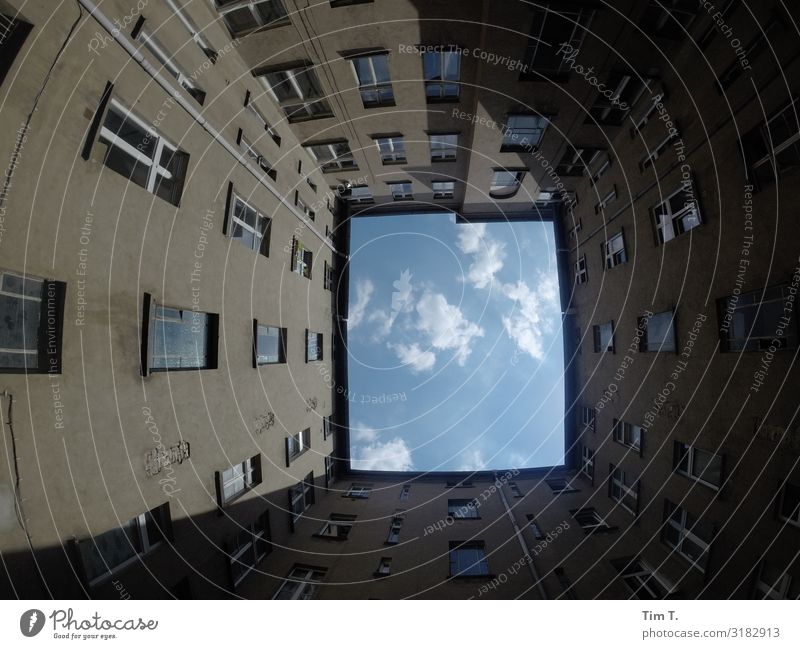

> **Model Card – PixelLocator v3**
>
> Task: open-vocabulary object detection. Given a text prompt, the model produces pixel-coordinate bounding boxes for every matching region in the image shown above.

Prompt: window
[260,64,332,122]
[386,513,404,544]
[581,447,594,481]
[389,182,413,201]
[228,510,271,586]
[135,26,205,104]
[673,441,723,489]
[448,499,479,519]
[215,0,289,37]
[375,557,392,577]
[640,131,679,171]
[740,97,800,191]
[610,466,639,514]
[574,256,588,285]
[344,484,371,499]
[399,484,410,500]
[240,135,276,180]
[652,184,701,243]
[324,454,335,488]
[509,482,523,498]
[0,270,65,373]
[291,239,313,279]
[546,478,578,495]
[217,455,261,505]
[718,283,798,352]
[631,86,667,137]
[639,310,676,352]
[288,473,315,526]
[522,5,593,79]
[295,194,315,221]
[593,321,614,353]
[777,481,800,528]
[581,406,595,432]
[568,220,582,238]
[555,146,601,176]
[429,133,458,161]
[347,186,374,204]
[501,114,548,151]
[614,557,674,599]
[640,0,697,39]
[98,100,189,206]
[753,560,800,599]
[253,322,286,365]
[695,0,737,49]
[594,187,617,215]
[572,508,612,533]
[588,151,612,184]
[286,428,311,466]
[324,260,335,291]
[166,0,218,62]
[273,565,325,599]
[613,419,643,453]
[0,11,33,88]
[77,503,171,586]
[142,295,219,374]
[350,52,394,107]
[662,500,713,572]
[304,140,355,171]
[316,514,355,539]
[603,232,627,269]
[449,541,489,577]
[374,136,406,164]
[526,516,544,539]
[422,48,460,101]
[244,91,281,145]
[306,330,323,362]
[587,71,649,126]
[323,416,334,441]
[228,193,272,255]
[432,180,455,199]
[490,169,525,199]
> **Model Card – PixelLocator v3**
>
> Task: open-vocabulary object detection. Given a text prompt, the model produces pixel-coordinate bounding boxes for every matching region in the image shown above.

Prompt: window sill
[426,96,461,105]
[381,159,407,166]
[449,573,495,581]
[430,157,457,164]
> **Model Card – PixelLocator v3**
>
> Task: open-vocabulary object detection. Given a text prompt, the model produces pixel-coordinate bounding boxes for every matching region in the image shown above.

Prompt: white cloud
[352,438,414,471]
[457,222,506,289]
[348,278,374,328]
[457,448,486,471]
[500,274,560,361]
[416,291,484,366]
[389,342,437,373]
[350,421,378,443]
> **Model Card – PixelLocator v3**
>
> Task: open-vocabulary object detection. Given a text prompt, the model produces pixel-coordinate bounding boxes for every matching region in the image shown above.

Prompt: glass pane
[692,449,722,486]
[0,293,42,367]
[104,107,154,158]
[80,520,139,583]
[2,273,42,298]
[257,326,281,363]
[152,308,209,369]
[223,8,256,34]
[104,143,150,189]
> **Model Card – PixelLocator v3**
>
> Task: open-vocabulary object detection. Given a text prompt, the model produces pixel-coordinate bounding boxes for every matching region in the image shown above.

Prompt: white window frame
[347,186,373,204]
[653,185,701,244]
[165,0,217,61]
[674,442,723,490]
[448,499,479,519]
[604,232,626,269]
[619,558,674,599]
[663,501,711,572]
[344,484,371,499]
[289,475,314,523]
[389,182,413,200]
[429,133,458,161]
[581,406,595,431]
[221,456,258,504]
[610,467,638,514]
[573,507,609,532]
[272,566,325,600]
[99,99,179,197]
[502,114,548,150]
[216,0,288,37]
[751,98,800,179]
[432,180,455,199]
[423,49,460,99]
[524,6,593,76]
[640,131,677,170]
[350,53,394,106]
[374,136,406,163]
[261,65,331,121]
[575,255,587,285]
[229,513,270,586]
[754,561,799,599]
[317,515,355,539]
[376,557,392,576]
[490,169,525,199]
[245,94,281,144]
[386,514,404,543]
[399,484,411,500]
[594,186,617,214]
[230,194,270,254]
[287,428,311,462]
[613,419,642,452]
[581,446,594,480]
[306,142,355,172]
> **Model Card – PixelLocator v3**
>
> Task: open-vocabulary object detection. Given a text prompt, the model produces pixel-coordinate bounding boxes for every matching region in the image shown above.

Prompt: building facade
[0,0,798,599]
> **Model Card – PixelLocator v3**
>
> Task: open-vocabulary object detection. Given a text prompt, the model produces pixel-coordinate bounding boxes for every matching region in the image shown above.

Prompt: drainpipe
[76,0,337,254]
[494,471,548,599]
